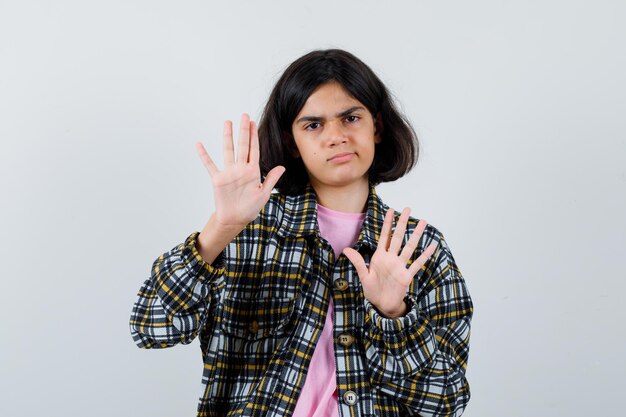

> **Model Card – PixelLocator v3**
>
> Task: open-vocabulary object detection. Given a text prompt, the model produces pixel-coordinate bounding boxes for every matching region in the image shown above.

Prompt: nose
[325,120,347,147]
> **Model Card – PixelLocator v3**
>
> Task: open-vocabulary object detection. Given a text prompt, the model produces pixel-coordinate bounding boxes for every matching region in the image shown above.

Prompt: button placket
[333,258,359,409]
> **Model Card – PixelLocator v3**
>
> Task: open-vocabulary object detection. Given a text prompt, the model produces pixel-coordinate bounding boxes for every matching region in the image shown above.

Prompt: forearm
[363,302,472,416]
[377,352,471,417]
[196,213,246,265]
[363,297,438,384]
[129,232,225,348]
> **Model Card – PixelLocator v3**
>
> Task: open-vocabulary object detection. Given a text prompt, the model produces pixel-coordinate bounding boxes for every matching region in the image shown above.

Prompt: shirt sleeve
[362,231,473,417]
[129,231,225,349]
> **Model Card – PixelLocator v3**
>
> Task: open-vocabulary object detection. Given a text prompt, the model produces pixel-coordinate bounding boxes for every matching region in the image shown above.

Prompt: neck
[310,177,370,213]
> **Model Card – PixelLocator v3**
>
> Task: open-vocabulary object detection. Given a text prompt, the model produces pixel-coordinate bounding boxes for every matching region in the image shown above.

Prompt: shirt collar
[277,182,388,251]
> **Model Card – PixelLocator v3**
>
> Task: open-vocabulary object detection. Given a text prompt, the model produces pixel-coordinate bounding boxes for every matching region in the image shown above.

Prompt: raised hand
[343,207,438,318]
[196,113,285,231]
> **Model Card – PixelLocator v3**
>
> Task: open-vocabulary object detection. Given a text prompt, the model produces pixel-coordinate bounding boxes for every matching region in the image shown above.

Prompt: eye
[345,115,360,123]
[305,122,321,131]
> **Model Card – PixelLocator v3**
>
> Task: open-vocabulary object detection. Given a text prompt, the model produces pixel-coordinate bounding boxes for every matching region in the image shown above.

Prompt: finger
[249,120,260,163]
[195,142,219,176]
[389,207,411,255]
[378,208,395,251]
[399,218,428,263]
[236,113,251,164]
[408,242,438,277]
[343,248,369,282]
[223,120,234,165]
[261,165,286,194]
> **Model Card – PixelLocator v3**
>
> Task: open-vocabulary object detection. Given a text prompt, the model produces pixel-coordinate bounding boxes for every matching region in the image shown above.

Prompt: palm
[210,162,266,226]
[196,114,285,229]
[343,207,437,318]
[361,247,415,313]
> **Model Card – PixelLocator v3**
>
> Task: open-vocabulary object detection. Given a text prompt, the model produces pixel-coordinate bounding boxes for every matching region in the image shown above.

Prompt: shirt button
[248,320,259,335]
[338,333,355,347]
[334,278,349,291]
[343,390,358,405]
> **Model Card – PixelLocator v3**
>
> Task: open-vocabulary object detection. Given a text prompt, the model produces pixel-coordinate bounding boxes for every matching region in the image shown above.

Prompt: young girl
[130,49,473,417]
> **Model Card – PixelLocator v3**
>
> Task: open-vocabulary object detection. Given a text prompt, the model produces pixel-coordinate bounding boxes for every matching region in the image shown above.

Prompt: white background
[1,1,624,416]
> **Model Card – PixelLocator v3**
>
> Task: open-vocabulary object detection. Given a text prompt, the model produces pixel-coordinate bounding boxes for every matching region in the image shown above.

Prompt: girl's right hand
[195,113,286,233]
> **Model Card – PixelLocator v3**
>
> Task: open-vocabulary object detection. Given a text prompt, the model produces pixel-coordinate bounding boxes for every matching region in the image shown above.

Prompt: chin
[327,176,368,187]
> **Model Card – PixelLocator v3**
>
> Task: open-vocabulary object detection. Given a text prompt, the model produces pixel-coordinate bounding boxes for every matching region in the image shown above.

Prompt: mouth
[328,152,355,162]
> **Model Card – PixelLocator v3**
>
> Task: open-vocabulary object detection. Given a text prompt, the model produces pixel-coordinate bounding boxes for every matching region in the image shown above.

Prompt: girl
[130,49,473,417]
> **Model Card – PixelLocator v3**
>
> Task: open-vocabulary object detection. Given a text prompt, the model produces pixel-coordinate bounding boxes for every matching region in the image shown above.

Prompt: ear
[374,112,383,144]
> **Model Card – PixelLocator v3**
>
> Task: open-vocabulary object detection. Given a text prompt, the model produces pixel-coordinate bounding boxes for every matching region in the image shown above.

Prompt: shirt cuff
[181,231,226,280]
[364,295,423,341]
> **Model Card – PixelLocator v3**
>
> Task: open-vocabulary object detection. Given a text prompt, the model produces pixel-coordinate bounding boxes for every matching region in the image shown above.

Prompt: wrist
[377,301,408,319]
[196,214,242,265]
[205,213,245,238]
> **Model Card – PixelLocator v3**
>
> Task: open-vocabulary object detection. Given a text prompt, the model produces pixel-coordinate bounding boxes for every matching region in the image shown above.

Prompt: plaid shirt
[130,184,473,417]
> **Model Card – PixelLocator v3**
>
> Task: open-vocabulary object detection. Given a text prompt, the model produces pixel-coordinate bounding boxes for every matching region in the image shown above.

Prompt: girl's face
[291,81,381,191]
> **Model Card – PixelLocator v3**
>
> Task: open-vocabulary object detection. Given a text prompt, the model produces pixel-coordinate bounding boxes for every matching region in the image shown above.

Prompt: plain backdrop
[1,1,624,416]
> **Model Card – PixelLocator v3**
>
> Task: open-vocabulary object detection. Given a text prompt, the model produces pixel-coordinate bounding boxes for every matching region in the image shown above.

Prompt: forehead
[297,82,364,116]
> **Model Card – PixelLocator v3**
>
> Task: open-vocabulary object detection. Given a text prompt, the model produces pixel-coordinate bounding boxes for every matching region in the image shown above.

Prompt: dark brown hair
[258,49,419,195]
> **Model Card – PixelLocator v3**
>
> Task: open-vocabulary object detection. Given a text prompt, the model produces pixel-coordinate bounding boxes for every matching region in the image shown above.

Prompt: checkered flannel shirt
[130,184,473,417]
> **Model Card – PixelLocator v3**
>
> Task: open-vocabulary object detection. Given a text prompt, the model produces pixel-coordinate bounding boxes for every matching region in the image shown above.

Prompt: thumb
[343,248,369,281]
[262,166,286,194]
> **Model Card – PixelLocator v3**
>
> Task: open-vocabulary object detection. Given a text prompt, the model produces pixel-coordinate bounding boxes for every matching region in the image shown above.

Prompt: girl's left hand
[343,207,438,319]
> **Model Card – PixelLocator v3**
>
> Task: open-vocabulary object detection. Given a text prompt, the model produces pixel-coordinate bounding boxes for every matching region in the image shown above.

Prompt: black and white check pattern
[130,184,473,417]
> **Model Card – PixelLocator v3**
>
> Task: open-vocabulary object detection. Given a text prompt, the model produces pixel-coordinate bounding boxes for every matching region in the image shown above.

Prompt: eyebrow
[295,106,365,124]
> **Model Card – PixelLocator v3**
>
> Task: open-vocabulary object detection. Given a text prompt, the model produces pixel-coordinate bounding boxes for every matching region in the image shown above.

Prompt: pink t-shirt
[292,203,365,417]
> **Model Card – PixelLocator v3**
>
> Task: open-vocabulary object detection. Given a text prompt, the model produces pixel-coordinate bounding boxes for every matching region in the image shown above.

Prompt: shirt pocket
[219,296,296,341]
